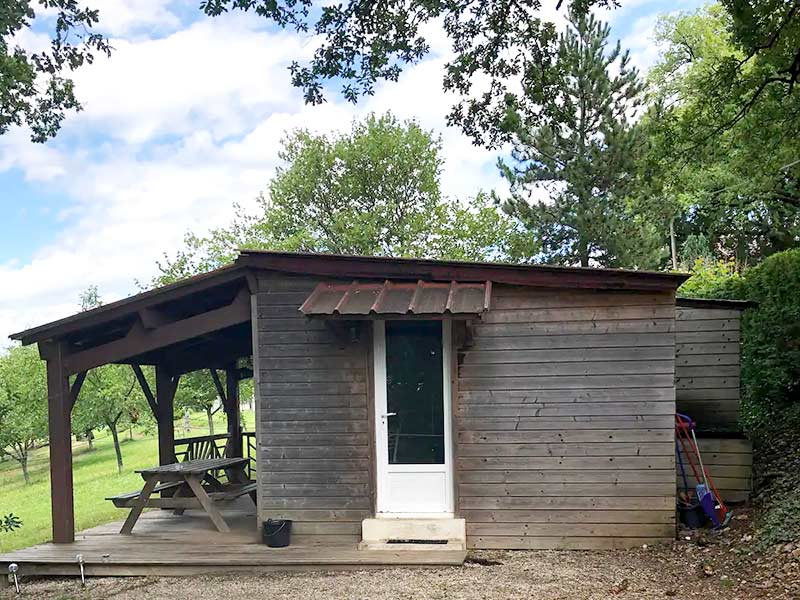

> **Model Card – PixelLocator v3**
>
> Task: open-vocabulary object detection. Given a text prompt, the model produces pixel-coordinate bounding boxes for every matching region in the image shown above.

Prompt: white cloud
[67,15,314,144]
[90,0,181,36]
[621,15,662,72]
[0,14,507,345]
[0,130,67,182]
[0,2,676,345]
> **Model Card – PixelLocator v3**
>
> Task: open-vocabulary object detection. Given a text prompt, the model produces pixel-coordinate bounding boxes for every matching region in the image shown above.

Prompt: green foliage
[497,10,662,268]
[79,285,101,311]
[679,233,714,267]
[640,4,800,266]
[198,1,619,146]
[750,429,800,550]
[0,345,48,484]
[75,364,149,473]
[737,249,800,436]
[677,258,744,299]
[0,409,256,552]
[697,1,800,139]
[679,248,800,547]
[155,113,529,285]
[198,1,798,150]
[174,371,223,436]
[1,1,111,142]
[0,514,22,533]
[679,249,800,433]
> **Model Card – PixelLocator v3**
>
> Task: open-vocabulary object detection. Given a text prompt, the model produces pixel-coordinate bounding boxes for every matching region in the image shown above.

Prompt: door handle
[381,413,397,418]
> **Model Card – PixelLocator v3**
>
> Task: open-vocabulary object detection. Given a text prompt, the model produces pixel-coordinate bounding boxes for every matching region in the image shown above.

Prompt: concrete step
[361,518,466,551]
[358,540,466,552]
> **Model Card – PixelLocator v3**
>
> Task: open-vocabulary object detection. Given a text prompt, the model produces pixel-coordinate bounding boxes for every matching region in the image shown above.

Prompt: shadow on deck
[0,500,465,578]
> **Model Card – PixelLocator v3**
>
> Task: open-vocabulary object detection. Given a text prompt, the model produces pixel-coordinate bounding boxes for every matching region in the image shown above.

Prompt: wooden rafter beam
[131,364,158,417]
[139,307,169,330]
[164,334,252,376]
[69,371,87,411]
[209,368,227,406]
[14,267,251,346]
[61,288,251,375]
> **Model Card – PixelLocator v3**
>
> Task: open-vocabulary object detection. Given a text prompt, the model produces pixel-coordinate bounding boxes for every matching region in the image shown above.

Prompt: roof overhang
[10,265,256,376]
[10,264,254,346]
[236,250,690,292]
[676,297,756,310]
[9,251,689,372]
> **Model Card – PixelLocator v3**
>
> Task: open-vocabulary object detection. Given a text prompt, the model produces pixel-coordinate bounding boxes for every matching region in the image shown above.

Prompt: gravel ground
[4,513,799,600]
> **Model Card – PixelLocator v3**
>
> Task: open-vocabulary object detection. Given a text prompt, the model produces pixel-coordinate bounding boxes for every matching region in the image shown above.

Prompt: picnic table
[110,457,257,535]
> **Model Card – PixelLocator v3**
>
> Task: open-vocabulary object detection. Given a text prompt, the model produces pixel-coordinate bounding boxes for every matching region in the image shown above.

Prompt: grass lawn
[0,409,255,553]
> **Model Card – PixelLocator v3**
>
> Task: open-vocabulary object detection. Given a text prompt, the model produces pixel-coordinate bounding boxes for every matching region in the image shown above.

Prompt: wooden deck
[0,500,466,578]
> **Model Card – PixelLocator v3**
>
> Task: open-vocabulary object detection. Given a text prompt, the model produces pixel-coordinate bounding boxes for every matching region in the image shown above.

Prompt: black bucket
[678,502,707,529]
[263,519,292,548]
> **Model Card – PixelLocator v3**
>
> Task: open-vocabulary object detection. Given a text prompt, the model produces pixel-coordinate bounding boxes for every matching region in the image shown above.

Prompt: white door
[373,320,454,516]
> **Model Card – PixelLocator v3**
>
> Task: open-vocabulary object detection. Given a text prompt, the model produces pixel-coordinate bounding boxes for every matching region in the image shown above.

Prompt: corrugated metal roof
[299,280,491,317]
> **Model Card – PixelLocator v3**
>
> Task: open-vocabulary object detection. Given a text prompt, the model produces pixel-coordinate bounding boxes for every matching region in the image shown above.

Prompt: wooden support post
[155,365,177,466]
[225,363,242,458]
[46,345,74,543]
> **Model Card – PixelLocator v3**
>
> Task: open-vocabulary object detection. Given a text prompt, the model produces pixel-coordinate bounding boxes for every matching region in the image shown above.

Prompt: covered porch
[0,499,464,577]
[8,265,258,546]
[3,261,467,576]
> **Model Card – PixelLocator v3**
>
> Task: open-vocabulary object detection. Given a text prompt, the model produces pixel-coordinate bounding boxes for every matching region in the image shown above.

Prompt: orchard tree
[71,286,148,473]
[175,371,223,436]
[1,1,110,142]
[155,113,529,285]
[71,285,104,448]
[79,364,144,474]
[0,345,48,483]
[497,10,661,268]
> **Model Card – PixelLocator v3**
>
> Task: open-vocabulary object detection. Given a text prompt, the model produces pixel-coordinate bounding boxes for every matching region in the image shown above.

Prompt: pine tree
[498,10,662,268]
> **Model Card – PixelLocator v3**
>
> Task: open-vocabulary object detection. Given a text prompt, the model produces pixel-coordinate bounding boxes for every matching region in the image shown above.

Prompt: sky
[0,0,705,346]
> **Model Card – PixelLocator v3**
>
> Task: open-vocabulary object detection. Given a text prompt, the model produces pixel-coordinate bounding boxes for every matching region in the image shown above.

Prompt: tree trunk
[20,453,30,485]
[669,216,678,270]
[86,430,94,451]
[129,426,133,441]
[206,407,215,436]
[109,423,123,474]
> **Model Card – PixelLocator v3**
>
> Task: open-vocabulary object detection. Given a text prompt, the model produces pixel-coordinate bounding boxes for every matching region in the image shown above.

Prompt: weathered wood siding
[254,273,372,545]
[676,437,752,503]
[456,286,677,550]
[675,306,742,429]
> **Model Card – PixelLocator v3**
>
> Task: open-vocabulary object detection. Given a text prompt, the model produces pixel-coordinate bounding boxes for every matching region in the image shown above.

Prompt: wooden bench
[107,481,257,509]
[111,458,256,533]
[207,482,258,503]
[106,481,184,508]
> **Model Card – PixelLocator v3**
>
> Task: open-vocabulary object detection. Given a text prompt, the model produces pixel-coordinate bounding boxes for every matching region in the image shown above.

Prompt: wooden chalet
[0,251,753,577]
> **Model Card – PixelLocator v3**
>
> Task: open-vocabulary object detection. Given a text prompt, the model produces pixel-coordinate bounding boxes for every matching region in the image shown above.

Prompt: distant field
[0,409,255,552]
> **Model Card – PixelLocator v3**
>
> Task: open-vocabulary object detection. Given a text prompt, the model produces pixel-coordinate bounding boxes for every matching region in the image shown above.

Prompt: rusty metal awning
[299,280,491,317]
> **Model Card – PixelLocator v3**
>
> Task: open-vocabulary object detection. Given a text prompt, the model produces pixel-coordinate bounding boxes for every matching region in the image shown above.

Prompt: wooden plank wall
[255,273,372,546]
[456,286,677,550]
[676,437,752,503]
[675,306,742,429]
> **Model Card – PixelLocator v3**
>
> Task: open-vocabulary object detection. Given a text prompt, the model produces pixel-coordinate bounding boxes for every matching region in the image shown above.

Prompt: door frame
[372,319,455,517]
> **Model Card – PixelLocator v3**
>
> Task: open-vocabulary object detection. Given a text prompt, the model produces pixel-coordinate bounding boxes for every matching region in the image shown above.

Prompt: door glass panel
[385,321,444,464]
